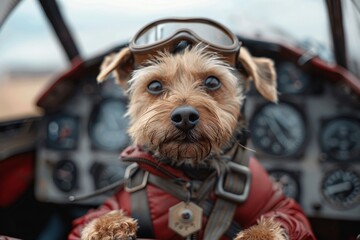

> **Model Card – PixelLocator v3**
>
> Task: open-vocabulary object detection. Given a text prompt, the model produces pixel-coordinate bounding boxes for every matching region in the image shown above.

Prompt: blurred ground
[0,73,52,121]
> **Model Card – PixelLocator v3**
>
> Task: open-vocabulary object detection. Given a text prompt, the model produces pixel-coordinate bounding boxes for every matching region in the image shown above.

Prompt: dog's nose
[171,106,199,131]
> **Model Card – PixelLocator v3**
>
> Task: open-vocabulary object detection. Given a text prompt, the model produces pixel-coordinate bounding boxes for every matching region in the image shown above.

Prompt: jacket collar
[120,145,190,180]
[120,144,240,181]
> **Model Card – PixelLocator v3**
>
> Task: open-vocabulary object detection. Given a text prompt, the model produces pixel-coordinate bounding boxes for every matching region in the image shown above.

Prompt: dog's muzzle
[171,105,199,131]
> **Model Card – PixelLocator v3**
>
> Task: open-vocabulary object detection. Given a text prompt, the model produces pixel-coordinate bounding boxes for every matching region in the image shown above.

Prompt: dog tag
[168,201,203,237]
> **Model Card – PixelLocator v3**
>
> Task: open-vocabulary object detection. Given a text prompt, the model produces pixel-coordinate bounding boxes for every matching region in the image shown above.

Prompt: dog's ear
[97,47,132,90]
[238,47,278,102]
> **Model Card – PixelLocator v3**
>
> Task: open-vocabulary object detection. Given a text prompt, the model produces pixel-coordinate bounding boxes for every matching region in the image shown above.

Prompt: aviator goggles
[129,18,241,67]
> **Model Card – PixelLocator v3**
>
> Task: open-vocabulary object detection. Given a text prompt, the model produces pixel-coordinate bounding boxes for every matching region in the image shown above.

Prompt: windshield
[59,0,332,61]
[0,0,333,120]
[0,0,332,78]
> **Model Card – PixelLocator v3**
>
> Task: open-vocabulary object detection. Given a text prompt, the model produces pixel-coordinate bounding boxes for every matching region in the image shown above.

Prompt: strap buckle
[215,161,251,203]
[124,163,149,193]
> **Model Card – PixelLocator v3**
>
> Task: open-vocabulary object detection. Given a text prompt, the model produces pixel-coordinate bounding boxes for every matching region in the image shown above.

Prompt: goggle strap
[172,40,192,54]
[97,47,132,83]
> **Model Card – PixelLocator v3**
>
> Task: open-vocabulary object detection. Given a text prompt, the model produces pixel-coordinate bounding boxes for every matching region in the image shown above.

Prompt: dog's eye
[204,76,221,90]
[147,80,163,94]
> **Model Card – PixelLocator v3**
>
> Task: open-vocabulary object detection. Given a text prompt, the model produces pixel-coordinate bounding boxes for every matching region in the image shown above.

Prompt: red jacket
[68,146,315,240]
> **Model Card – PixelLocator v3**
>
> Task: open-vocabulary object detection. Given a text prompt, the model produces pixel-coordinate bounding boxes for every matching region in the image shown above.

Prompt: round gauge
[269,170,300,201]
[321,169,360,209]
[320,117,360,161]
[250,102,307,157]
[89,99,130,151]
[47,115,79,150]
[52,160,77,192]
[90,162,126,190]
[277,62,310,94]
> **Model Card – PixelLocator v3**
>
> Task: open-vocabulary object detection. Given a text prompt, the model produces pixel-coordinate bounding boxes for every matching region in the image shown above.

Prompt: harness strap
[204,147,251,240]
[148,173,244,238]
[127,169,244,239]
[148,172,217,203]
[201,200,243,239]
[126,166,155,238]
[124,145,251,239]
[204,199,238,240]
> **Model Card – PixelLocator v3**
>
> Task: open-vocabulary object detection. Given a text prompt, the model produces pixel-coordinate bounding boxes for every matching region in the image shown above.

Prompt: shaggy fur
[81,210,137,240]
[127,46,244,168]
[84,44,281,239]
[235,217,288,240]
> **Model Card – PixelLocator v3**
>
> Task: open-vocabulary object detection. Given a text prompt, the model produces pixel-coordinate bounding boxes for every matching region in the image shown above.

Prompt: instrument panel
[320,117,360,162]
[246,58,360,220]
[36,75,130,204]
[276,62,312,94]
[321,168,360,210]
[46,115,79,150]
[35,45,360,221]
[88,99,130,151]
[250,102,307,157]
[268,169,301,202]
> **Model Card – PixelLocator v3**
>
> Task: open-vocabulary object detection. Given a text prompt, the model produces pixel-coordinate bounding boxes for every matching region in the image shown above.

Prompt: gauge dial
[277,62,310,94]
[47,115,79,150]
[52,160,77,192]
[321,169,360,209]
[89,99,130,151]
[269,170,300,201]
[320,117,360,161]
[250,102,307,157]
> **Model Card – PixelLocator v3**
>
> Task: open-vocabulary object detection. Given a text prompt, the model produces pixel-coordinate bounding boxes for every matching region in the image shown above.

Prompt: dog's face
[98,45,277,166]
[127,47,243,165]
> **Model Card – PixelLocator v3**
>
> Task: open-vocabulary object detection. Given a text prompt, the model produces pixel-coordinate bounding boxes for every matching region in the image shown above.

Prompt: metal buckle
[124,163,149,193]
[215,161,251,203]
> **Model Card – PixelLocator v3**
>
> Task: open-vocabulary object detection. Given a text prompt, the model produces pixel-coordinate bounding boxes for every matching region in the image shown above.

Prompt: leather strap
[204,147,250,240]
[203,199,238,240]
[124,145,250,239]
[129,169,155,238]
[147,172,243,238]
[201,200,242,239]
[148,171,217,203]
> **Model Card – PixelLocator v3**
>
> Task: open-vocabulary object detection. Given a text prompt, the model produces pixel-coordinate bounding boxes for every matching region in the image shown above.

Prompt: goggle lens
[130,18,240,66]
[135,22,235,47]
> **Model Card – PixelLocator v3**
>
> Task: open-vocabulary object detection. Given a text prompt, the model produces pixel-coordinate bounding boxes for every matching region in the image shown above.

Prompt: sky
[0,0,331,78]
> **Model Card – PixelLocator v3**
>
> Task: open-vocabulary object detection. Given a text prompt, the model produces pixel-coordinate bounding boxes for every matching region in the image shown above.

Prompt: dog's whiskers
[237,141,256,152]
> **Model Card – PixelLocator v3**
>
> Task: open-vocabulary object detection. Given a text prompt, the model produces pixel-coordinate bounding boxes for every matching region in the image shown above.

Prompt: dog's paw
[81,210,138,240]
[234,217,287,240]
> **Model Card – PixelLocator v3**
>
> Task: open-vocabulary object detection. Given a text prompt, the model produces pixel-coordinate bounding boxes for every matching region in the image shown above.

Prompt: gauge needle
[324,182,352,195]
[265,117,289,146]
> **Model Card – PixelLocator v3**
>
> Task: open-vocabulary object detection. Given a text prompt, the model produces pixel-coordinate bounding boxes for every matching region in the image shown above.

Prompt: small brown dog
[70,18,314,240]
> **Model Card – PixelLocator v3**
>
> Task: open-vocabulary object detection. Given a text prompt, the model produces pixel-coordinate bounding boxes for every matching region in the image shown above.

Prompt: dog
[69,18,314,240]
